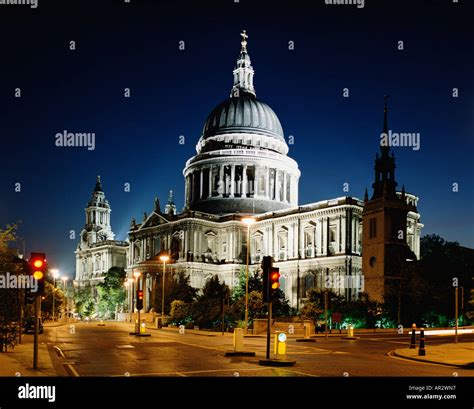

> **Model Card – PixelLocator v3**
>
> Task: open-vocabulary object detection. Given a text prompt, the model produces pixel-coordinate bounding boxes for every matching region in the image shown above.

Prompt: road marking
[116,345,135,349]
[116,367,271,377]
[63,363,80,377]
[53,346,66,358]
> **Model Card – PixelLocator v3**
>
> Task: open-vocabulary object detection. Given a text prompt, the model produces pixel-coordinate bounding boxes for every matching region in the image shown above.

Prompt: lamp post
[133,271,141,332]
[242,217,256,334]
[51,269,59,322]
[61,277,68,322]
[159,254,170,327]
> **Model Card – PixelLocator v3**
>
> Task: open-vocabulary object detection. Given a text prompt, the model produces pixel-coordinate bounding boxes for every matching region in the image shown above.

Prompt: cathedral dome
[201,93,284,142]
[183,31,300,215]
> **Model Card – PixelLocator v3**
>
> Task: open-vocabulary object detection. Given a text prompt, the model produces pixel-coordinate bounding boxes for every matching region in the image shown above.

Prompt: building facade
[75,176,128,287]
[125,32,423,311]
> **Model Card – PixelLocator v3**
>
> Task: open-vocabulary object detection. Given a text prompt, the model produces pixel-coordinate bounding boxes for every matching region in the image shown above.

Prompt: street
[39,322,474,377]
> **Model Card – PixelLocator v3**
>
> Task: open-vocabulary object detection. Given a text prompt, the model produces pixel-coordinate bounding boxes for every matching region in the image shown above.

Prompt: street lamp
[159,253,170,327]
[61,276,68,322]
[51,269,59,322]
[242,216,256,334]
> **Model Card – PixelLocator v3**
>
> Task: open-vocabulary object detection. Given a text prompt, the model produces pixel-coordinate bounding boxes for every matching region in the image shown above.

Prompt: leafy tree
[231,268,291,320]
[97,267,127,319]
[74,285,95,318]
[417,235,473,326]
[0,224,25,352]
[192,275,229,329]
[154,270,197,315]
[169,300,191,325]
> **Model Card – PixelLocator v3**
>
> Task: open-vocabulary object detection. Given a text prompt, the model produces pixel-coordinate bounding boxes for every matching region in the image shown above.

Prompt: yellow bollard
[274,331,287,359]
[234,328,244,352]
[348,325,354,338]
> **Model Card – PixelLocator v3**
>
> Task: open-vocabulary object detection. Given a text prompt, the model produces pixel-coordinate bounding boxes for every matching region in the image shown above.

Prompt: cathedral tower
[362,99,417,303]
[75,176,127,286]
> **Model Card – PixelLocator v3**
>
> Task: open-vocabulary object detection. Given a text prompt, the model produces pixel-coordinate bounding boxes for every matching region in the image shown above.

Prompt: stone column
[341,214,346,254]
[218,165,224,197]
[283,171,287,202]
[266,167,270,199]
[185,175,189,205]
[208,166,213,198]
[299,222,305,259]
[242,165,248,198]
[230,164,235,197]
[199,169,204,199]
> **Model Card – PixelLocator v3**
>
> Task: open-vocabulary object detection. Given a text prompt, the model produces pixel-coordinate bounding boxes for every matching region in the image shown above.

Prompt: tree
[169,300,191,325]
[74,285,95,318]
[0,224,25,352]
[154,270,198,315]
[192,275,229,329]
[231,268,291,319]
[97,267,127,319]
[417,235,473,326]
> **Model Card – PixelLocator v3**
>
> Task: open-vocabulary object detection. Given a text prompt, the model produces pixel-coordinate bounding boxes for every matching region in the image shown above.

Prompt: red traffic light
[270,268,280,290]
[137,290,143,300]
[29,252,47,295]
[33,259,44,268]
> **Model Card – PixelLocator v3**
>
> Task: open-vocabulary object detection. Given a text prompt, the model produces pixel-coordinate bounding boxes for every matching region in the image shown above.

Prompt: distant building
[74,176,128,287]
[362,101,423,302]
[124,32,423,311]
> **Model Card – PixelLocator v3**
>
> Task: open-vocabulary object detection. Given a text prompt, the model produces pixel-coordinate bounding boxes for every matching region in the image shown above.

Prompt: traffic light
[136,290,144,311]
[269,267,280,300]
[29,252,46,296]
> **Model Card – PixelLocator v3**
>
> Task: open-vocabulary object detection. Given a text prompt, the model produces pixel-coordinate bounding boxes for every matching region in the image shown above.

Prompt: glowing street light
[242,216,256,334]
[159,253,170,326]
[61,276,69,322]
[51,269,59,321]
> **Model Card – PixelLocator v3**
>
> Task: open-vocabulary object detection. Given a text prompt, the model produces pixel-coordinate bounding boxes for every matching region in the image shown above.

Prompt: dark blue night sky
[0,0,472,278]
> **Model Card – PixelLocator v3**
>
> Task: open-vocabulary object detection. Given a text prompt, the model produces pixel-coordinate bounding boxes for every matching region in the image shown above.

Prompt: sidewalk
[393,342,474,368]
[0,338,56,376]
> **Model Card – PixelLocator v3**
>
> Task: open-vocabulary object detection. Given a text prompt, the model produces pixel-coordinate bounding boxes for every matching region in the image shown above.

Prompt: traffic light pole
[455,286,458,344]
[266,301,272,360]
[324,291,328,341]
[33,295,40,370]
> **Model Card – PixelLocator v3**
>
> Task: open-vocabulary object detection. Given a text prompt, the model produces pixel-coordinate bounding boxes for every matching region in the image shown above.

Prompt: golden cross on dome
[241,30,248,52]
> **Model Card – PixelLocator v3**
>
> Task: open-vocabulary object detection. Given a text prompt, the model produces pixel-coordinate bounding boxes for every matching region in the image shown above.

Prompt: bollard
[348,325,354,338]
[140,321,146,334]
[273,331,287,360]
[409,323,416,349]
[234,328,244,352]
[418,328,426,356]
[304,323,311,339]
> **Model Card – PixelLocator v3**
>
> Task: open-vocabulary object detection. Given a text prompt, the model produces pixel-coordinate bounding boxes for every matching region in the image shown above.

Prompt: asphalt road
[43,322,474,377]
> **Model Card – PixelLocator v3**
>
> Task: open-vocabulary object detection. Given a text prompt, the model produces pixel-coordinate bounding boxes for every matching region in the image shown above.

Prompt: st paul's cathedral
[75,32,423,311]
